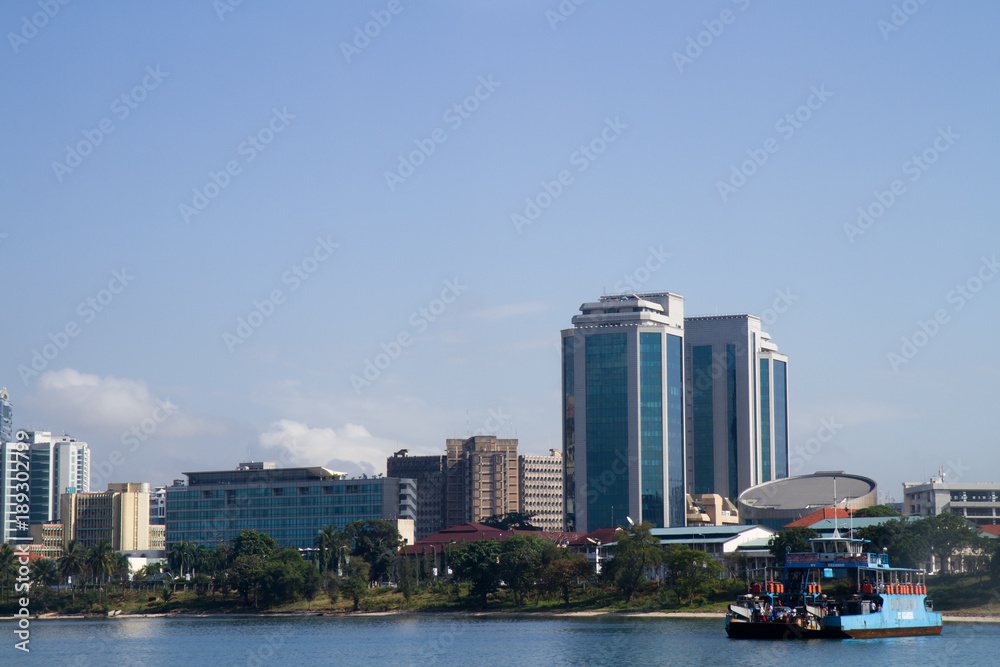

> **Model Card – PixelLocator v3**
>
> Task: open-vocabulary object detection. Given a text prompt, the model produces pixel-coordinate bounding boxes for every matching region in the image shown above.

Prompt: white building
[903,473,1000,527]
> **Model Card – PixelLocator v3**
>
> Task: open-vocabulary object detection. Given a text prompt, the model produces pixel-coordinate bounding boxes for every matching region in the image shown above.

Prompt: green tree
[229,553,266,607]
[302,564,322,609]
[451,540,502,606]
[768,527,819,565]
[856,519,929,569]
[58,540,86,603]
[539,554,592,604]
[31,557,59,588]
[344,520,402,584]
[87,540,115,597]
[481,512,542,531]
[229,530,278,563]
[259,549,308,607]
[394,551,416,602]
[340,558,370,611]
[0,544,16,604]
[665,546,723,603]
[602,522,664,603]
[498,534,543,606]
[851,504,901,518]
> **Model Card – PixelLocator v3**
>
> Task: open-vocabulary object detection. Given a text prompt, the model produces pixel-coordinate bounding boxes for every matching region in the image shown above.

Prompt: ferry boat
[725,535,942,639]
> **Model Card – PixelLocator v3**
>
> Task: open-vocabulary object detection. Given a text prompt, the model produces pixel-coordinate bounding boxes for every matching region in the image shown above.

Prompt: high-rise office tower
[15,430,91,525]
[387,451,447,539]
[445,436,519,528]
[0,388,12,444]
[562,293,686,532]
[684,315,789,500]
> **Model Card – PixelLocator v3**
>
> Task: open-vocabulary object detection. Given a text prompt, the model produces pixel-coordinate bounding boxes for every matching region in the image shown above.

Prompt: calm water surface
[3,615,995,666]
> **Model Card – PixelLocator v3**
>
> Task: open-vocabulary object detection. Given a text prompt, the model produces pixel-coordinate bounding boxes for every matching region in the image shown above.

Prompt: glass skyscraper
[684,315,789,500]
[562,293,686,532]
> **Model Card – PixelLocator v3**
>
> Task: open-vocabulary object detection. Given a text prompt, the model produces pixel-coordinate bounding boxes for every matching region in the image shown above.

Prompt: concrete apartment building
[684,315,789,500]
[903,474,1000,527]
[387,451,447,540]
[445,436,519,528]
[562,292,687,532]
[61,482,151,550]
[519,449,564,531]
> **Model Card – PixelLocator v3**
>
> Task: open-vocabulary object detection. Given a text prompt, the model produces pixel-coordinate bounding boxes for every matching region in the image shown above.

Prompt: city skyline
[3,3,999,502]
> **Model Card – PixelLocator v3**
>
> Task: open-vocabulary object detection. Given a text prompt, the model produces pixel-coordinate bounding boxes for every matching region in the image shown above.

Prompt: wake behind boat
[725,535,942,639]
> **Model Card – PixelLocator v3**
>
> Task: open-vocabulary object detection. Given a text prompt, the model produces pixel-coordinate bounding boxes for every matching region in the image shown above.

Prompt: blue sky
[2,1,998,501]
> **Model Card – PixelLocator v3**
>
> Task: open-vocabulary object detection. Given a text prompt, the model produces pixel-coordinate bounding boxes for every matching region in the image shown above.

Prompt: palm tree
[58,540,86,603]
[113,553,131,592]
[170,541,192,579]
[315,525,339,573]
[30,558,59,588]
[86,540,115,598]
[0,543,16,604]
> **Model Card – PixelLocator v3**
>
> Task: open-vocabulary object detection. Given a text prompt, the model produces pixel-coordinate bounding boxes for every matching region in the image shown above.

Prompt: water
[3,615,996,666]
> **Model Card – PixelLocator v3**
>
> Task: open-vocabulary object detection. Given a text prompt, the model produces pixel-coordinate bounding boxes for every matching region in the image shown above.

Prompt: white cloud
[30,368,224,438]
[258,419,398,475]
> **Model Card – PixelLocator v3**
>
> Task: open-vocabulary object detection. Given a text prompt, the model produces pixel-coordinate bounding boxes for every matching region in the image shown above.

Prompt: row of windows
[168,494,384,510]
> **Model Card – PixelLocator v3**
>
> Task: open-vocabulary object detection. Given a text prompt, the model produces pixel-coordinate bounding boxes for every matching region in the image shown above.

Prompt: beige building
[519,449,564,531]
[446,436,519,527]
[60,482,151,550]
[686,493,739,526]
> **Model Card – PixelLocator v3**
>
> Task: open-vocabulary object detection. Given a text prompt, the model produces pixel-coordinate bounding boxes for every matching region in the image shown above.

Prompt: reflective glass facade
[585,333,628,530]
[666,334,685,527]
[166,473,409,549]
[726,344,738,499]
[691,345,714,494]
[639,332,663,527]
[759,359,771,483]
[562,337,576,531]
[773,360,788,479]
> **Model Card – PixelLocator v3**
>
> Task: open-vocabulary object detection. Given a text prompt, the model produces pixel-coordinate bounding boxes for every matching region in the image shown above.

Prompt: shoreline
[4,609,998,623]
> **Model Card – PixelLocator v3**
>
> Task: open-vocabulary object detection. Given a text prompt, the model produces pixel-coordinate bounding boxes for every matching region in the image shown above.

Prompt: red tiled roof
[403,523,618,555]
[979,525,1000,537]
[784,507,852,528]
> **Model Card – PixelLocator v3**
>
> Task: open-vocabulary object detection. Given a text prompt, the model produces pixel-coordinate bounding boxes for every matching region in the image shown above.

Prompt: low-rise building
[903,475,1000,527]
[165,462,417,549]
